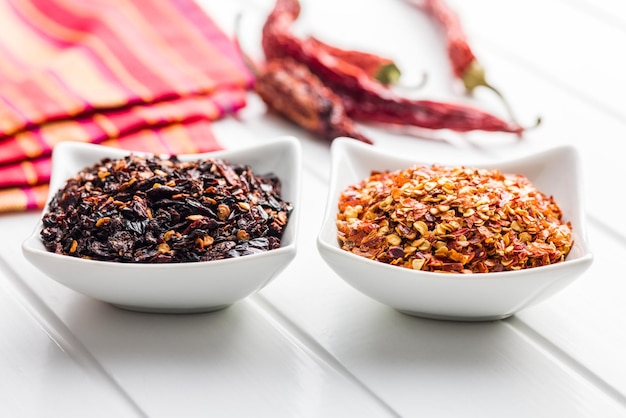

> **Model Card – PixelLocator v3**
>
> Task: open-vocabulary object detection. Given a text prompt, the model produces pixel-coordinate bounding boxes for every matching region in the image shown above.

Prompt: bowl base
[111,303,232,314]
[397,309,514,322]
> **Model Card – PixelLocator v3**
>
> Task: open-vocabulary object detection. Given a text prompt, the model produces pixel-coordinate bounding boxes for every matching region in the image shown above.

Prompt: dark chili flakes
[41,154,293,263]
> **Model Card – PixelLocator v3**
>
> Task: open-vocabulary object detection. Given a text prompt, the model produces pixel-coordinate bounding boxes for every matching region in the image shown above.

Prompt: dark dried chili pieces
[255,58,373,144]
[41,155,292,263]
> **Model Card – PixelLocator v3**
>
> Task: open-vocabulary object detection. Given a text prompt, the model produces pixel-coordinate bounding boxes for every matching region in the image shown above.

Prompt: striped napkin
[0,0,254,212]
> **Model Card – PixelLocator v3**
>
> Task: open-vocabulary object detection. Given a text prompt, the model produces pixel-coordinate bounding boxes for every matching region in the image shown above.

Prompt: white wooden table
[2,0,626,416]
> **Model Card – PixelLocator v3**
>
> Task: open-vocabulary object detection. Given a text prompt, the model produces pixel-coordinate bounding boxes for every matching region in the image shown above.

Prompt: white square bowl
[317,138,593,321]
[22,136,301,313]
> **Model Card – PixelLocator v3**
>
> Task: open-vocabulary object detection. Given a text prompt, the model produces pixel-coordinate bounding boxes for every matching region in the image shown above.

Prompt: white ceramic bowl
[317,138,593,321]
[22,137,301,313]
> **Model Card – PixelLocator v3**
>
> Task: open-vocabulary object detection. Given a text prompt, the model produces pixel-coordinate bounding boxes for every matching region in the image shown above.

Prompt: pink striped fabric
[0,0,254,212]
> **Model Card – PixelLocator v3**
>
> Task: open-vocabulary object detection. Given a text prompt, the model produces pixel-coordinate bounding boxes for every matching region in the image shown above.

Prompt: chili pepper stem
[463,59,541,131]
[376,63,402,85]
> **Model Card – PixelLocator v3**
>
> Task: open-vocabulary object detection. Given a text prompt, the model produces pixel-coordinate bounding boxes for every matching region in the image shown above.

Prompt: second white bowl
[317,138,593,321]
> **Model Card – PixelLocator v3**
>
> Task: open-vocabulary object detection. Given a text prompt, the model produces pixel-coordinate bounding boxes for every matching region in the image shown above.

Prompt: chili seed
[95,217,111,227]
[217,204,231,221]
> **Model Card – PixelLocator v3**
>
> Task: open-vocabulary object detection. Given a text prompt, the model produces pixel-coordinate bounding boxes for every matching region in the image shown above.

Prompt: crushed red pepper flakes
[336,164,573,274]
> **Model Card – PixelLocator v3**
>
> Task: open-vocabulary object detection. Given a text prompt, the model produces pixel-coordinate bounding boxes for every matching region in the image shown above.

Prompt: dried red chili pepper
[235,12,372,144]
[420,0,479,89]
[261,1,406,86]
[255,58,373,144]
[305,37,401,86]
[262,0,525,135]
[418,0,539,126]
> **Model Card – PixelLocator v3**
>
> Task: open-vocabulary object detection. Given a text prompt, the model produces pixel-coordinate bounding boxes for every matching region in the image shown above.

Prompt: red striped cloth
[0,0,254,212]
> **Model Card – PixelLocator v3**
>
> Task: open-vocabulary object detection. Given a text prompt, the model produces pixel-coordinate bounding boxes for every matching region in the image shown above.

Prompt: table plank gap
[474,38,626,129]
[0,255,149,418]
[557,0,626,30]
[505,316,626,408]
[250,293,402,418]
